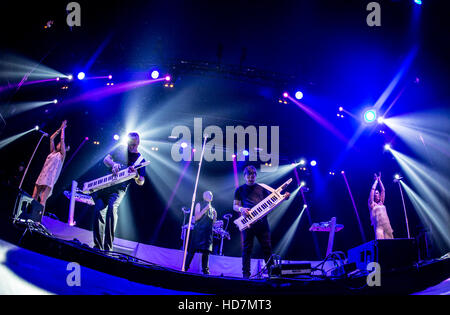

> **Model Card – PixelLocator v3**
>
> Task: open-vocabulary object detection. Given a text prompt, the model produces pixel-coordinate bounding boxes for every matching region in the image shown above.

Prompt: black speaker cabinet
[347,239,418,272]
[13,190,44,223]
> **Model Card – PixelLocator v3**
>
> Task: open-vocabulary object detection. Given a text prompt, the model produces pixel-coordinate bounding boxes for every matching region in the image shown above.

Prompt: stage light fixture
[364,109,377,123]
[77,72,85,80]
[283,92,289,98]
[394,174,401,180]
[165,75,171,81]
[377,116,385,124]
[108,75,112,80]
[299,159,306,165]
[151,70,160,79]
[414,0,422,5]
[384,143,392,151]
[113,134,120,141]
[310,160,317,166]
[181,142,188,149]
[35,125,39,131]
[339,106,343,112]
[295,91,303,100]
[242,150,249,156]
[67,75,73,80]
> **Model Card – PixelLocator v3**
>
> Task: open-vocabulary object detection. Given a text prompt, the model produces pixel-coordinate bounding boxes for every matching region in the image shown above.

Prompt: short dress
[370,203,393,234]
[35,151,64,195]
[191,202,216,253]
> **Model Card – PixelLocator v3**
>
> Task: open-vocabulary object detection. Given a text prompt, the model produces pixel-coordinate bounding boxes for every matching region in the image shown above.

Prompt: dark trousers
[93,190,126,251]
[241,223,272,277]
[185,249,210,274]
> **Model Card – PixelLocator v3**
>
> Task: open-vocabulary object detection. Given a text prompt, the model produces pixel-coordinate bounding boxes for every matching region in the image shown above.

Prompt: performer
[32,120,68,208]
[368,172,394,240]
[185,191,217,275]
[233,165,289,278]
[92,132,146,251]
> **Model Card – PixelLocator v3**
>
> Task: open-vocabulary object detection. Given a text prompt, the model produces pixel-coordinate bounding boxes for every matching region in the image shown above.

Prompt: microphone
[38,130,49,137]
[34,126,48,137]
[393,174,403,183]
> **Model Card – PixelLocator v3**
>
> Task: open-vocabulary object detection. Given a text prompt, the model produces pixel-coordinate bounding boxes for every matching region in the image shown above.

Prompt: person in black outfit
[233,165,289,278]
[185,190,217,274]
[92,132,146,251]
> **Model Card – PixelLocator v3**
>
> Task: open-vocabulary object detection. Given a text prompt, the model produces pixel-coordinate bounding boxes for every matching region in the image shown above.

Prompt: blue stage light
[414,0,422,5]
[364,109,377,123]
[77,72,85,80]
[243,150,249,156]
[151,70,160,79]
[295,91,303,100]
[310,160,317,166]
[113,134,120,141]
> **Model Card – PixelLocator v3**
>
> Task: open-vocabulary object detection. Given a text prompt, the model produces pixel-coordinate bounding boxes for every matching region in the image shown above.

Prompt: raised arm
[60,120,67,159]
[49,128,60,153]
[378,173,385,203]
[369,174,378,207]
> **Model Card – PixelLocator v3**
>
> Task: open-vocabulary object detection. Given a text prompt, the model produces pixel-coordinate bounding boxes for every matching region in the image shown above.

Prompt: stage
[0,214,449,295]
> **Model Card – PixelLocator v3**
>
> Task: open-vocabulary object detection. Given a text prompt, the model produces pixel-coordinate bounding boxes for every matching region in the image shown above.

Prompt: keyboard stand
[309,217,344,258]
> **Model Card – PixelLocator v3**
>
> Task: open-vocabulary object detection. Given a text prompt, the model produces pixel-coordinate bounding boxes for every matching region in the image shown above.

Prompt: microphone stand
[18,130,47,190]
[394,177,410,238]
[182,134,208,271]
[13,130,47,221]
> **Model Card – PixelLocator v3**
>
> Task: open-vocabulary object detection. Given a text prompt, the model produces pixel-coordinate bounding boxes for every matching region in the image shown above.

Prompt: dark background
[0,0,448,260]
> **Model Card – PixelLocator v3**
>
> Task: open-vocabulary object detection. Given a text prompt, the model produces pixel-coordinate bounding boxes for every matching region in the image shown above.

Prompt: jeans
[185,249,210,274]
[241,221,272,277]
[93,190,126,251]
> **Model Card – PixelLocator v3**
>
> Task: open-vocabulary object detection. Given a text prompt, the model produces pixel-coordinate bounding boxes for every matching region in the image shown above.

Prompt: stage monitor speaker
[347,239,418,272]
[13,190,44,223]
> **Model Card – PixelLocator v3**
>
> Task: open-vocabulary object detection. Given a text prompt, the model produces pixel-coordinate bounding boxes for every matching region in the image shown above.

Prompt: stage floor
[40,216,335,278]
[0,216,449,295]
[1,236,449,295]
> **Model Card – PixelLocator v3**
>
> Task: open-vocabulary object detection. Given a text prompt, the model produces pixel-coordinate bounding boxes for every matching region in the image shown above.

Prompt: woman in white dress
[368,172,394,240]
[32,120,68,207]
